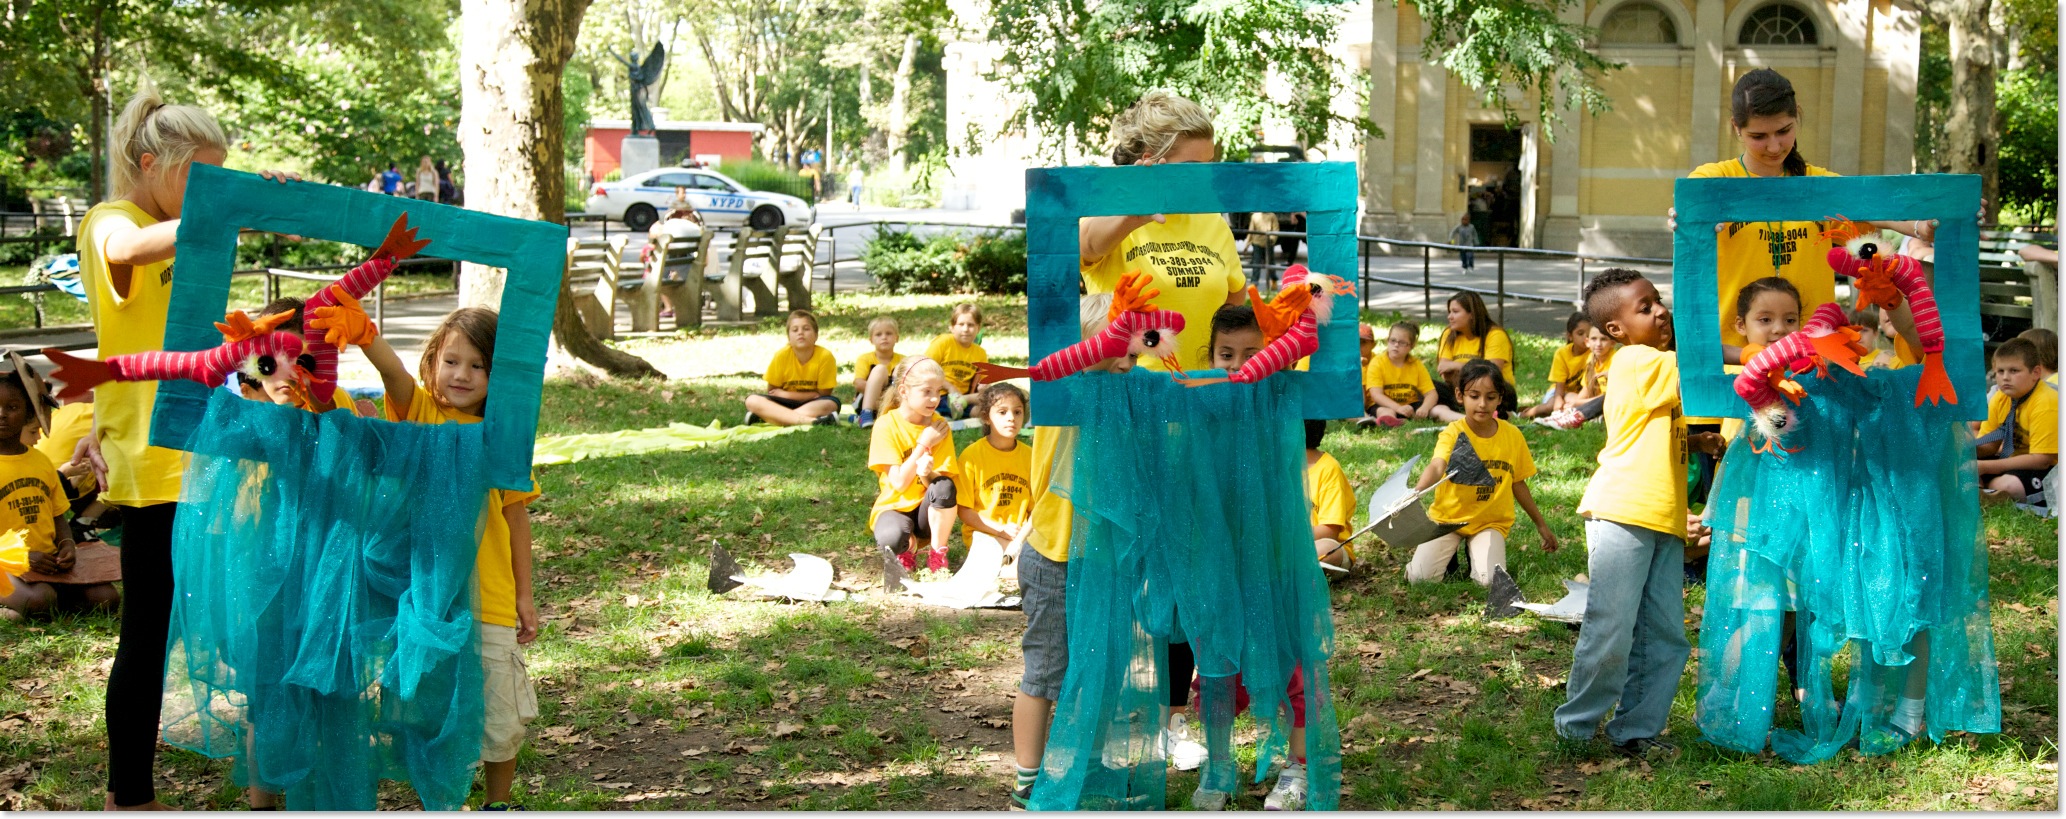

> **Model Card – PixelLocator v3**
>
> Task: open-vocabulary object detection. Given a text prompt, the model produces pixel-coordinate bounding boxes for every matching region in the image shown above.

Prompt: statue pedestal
[620,135,661,177]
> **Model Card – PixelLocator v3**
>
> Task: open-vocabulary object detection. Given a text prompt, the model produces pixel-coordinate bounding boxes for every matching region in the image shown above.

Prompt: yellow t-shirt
[1577,345,1688,537]
[1587,349,1615,393]
[78,201,185,506]
[1305,452,1353,532]
[385,385,540,628]
[1691,158,1841,349]
[764,345,838,393]
[1081,213,1245,372]
[955,437,1034,528]
[1436,327,1516,387]
[1428,419,1537,536]
[867,406,960,528]
[1365,354,1435,406]
[1025,426,1077,562]
[854,349,905,382]
[1546,343,1588,393]
[1979,381,2059,457]
[34,402,93,470]
[924,335,990,394]
[0,450,63,555]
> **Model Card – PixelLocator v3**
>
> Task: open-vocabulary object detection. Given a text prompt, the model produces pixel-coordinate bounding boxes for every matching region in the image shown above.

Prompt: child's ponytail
[110,79,227,198]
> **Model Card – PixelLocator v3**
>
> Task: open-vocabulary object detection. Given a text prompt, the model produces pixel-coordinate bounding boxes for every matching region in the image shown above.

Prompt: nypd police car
[586,167,814,232]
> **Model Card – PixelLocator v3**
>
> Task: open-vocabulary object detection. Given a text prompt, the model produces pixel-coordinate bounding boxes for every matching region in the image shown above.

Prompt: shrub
[961,231,1028,293]
[862,229,1028,295]
[716,159,814,204]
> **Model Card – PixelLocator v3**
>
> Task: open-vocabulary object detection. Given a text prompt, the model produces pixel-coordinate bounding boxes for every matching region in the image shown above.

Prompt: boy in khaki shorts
[476,483,542,810]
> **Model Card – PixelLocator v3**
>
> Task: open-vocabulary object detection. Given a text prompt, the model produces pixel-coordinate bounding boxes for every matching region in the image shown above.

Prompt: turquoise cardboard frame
[151,164,566,491]
[1025,162,1362,425]
[1672,174,1987,421]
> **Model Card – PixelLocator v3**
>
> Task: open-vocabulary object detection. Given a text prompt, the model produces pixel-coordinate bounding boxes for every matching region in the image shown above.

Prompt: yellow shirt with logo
[1577,345,1688,537]
[0,450,63,555]
[1365,354,1435,406]
[385,385,540,628]
[1428,419,1537,536]
[764,345,838,393]
[1305,451,1353,532]
[853,349,905,382]
[1436,327,1516,387]
[1979,381,2059,457]
[924,335,990,394]
[1691,158,1841,349]
[956,437,1034,528]
[1082,213,1245,372]
[77,201,185,506]
[1024,426,1077,563]
[867,407,960,527]
[1546,343,1588,393]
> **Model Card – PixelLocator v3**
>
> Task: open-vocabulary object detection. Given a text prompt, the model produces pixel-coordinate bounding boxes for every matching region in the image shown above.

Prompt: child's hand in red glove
[306,284,379,347]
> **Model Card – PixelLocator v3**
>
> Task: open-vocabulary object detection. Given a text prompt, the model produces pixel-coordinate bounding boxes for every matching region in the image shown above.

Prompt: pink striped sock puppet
[1734,302,1868,453]
[973,271,1187,384]
[43,332,307,403]
[300,214,432,402]
[1177,263,1353,387]
[1822,218,1956,406]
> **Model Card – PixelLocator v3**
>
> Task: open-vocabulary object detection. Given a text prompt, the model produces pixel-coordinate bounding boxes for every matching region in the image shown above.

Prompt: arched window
[1599,2,1679,45]
[1738,3,1818,45]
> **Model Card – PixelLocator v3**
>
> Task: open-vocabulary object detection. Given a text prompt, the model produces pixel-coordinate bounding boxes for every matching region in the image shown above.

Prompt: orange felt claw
[1807,330,1868,378]
[215,309,295,343]
[41,348,114,402]
[306,284,378,347]
[1773,375,1807,405]
[1108,271,1162,320]
[973,362,1030,384]
[371,213,432,262]
[1915,351,1957,406]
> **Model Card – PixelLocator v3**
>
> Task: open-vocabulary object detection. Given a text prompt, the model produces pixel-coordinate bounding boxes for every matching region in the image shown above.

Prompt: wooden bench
[643,227,715,331]
[566,235,630,339]
[28,197,81,235]
[722,225,819,320]
[1978,227,2056,336]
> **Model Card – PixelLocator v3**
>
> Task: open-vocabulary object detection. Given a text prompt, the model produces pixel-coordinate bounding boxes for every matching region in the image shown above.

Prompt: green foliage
[0,228,68,266]
[1913,16,1952,173]
[1415,0,1618,139]
[1995,67,2058,226]
[564,60,594,169]
[715,159,813,202]
[861,230,1026,294]
[0,112,91,205]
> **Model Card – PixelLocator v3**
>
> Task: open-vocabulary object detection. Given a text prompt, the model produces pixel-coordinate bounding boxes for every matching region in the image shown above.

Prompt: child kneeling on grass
[1405,359,1556,585]
[1551,268,1723,760]
[744,309,840,427]
[926,303,990,419]
[956,383,1031,554]
[868,357,960,584]
[1359,320,1438,428]
[0,367,104,622]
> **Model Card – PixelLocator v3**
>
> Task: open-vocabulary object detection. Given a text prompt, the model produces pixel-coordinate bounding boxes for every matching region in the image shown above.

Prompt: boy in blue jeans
[1553,268,1723,759]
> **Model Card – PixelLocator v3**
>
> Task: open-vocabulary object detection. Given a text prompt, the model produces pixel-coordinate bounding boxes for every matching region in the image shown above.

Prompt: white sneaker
[1164,712,1208,771]
[1189,788,1230,811]
[1263,766,1308,811]
[1537,408,1585,431]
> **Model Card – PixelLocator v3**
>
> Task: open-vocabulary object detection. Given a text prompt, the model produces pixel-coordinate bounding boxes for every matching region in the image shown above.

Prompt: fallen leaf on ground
[773,721,802,738]
[1408,668,1432,680]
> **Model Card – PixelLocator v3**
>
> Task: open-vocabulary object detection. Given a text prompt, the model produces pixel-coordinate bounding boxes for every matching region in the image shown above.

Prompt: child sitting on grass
[1976,337,2057,504]
[744,309,840,427]
[1538,322,1619,431]
[1552,268,1724,760]
[853,316,904,428]
[1359,320,1439,428]
[1405,359,1556,585]
[925,303,990,418]
[956,383,1031,554]
[2016,327,2058,386]
[0,367,105,622]
[1522,312,1593,419]
[868,356,960,584]
[1305,419,1356,574]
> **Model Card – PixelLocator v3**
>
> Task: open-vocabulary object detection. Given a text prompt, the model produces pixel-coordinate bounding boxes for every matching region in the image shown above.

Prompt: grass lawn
[0,293,2054,810]
[0,265,455,333]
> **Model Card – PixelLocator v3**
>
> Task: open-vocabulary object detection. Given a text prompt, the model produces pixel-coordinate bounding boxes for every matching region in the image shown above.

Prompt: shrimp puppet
[1733,302,1866,453]
[298,214,432,403]
[43,331,306,403]
[972,271,1187,383]
[1822,218,1956,407]
[1175,263,1354,387]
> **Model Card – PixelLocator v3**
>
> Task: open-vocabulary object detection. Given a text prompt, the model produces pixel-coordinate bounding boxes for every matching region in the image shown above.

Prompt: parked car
[586,167,814,231]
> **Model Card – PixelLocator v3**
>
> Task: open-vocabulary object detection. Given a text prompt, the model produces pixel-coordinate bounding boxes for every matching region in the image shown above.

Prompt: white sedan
[586,167,814,231]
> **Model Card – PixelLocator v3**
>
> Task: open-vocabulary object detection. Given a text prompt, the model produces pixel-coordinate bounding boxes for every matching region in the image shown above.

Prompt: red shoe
[898,550,918,572]
[1376,414,1405,428]
[927,548,949,572]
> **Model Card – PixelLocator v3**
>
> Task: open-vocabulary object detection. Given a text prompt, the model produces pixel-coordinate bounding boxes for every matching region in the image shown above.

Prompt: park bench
[1977,227,2056,337]
[565,235,630,340]
[720,224,818,320]
[641,226,715,331]
[28,196,82,235]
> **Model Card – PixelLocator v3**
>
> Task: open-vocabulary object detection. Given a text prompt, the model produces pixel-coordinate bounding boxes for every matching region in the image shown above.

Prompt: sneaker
[1263,766,1308,811]
[927,548,949,572]
[1376,414,1405,428]
[899,550,918,572]
[480,802,527,811]
[812,413,838,427]
[1189,788,1231,811]
[1010,783,1032,810]
[1537,408,1585,431]
[1164,712,1208,771]
[857,409,877,428]
[1355,416,1379,430]
[1610,736,1679,762]
[741,410,759,427]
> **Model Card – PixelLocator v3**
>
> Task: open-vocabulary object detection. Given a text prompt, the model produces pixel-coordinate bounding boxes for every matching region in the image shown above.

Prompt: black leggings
[1576,394,1606,421]
[871,477,957,553]
[1168,642,1195,708]
[107,502,177,807]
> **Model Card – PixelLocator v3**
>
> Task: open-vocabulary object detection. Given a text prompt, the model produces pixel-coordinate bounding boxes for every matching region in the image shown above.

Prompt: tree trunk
[80,4,108,204]
[887,32,916,171]
[460,0,662,379]
[1938,0,2002,221]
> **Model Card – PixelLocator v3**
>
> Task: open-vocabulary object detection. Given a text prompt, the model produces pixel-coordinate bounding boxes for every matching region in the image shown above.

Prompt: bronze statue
[618,42,666,135]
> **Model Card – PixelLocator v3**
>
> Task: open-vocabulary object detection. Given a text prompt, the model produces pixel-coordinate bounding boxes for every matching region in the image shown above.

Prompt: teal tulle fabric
[1030,370,1340,810]
[161,389,491,810]
[1696,365,1999,762]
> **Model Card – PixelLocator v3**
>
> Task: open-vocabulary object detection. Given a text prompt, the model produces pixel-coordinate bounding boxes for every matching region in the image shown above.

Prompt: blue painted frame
[1024,161,1361,426]
[151,164,567,491]
[1672,174,1987,421]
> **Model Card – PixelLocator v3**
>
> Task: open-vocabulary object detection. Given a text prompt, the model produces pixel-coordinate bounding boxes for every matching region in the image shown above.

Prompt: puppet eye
[1845,236,1878,260]
[256,355,278,376]
[1142,329,1164,348]
[296,353,317,372]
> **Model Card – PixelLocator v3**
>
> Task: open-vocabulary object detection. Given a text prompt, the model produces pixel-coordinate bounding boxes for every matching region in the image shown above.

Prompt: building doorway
[1467,125,1527,248]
